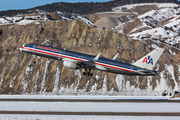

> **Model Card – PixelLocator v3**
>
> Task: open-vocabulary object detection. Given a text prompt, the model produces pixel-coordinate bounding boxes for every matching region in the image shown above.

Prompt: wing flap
[77,53,106,70]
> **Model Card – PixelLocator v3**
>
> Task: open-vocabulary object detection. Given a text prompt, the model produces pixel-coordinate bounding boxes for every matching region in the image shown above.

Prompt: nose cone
[19,47,22,52]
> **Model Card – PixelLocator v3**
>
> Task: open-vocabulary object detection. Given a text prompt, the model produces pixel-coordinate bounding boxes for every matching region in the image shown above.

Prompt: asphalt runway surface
[0,98,180,103]
[0,111,180,116]
[0,97,180,116]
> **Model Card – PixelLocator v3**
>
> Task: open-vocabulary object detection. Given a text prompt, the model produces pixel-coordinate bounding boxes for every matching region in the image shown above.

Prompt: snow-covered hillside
[111,3,180,48]
[0,12,93,26]
[0,3,180,96]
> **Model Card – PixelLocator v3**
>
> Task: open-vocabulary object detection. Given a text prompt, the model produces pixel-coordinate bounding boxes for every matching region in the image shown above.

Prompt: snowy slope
[0,12,93,26]
[112,3,180,48]
[113,3,178,12]
[0,3,180,96]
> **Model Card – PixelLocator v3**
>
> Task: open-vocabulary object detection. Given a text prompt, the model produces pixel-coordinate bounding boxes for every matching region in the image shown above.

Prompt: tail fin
[132,48,165,70]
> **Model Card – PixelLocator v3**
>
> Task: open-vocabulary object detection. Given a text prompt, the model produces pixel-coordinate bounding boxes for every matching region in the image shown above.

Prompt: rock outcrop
[0,18,179,95]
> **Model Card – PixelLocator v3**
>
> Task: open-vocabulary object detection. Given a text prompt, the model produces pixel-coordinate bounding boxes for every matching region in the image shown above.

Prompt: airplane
[19,43,165,77]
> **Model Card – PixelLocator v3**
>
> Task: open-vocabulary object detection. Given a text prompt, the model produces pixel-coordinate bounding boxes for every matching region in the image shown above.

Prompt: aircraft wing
[77,53,107,71]
[77,60,96,67]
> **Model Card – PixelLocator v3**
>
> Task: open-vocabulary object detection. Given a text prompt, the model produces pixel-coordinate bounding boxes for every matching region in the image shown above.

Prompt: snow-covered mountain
[0,3,179,96]
[0,12,93,26]
[92,3,180,48]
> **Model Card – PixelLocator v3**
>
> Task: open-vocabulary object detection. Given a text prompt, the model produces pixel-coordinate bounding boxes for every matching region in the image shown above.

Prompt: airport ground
[0,95,180,119]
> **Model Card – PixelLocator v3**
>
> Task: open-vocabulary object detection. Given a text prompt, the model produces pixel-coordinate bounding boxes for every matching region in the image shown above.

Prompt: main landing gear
[83,68,93,77]
[83,72,93,77]
[33,55,37,64]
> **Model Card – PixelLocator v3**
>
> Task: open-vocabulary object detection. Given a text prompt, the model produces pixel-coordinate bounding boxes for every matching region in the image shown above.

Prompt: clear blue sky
[0,0,112,11]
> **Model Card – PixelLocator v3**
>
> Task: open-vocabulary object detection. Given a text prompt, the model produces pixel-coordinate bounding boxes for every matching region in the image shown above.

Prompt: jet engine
[63,61,80,69]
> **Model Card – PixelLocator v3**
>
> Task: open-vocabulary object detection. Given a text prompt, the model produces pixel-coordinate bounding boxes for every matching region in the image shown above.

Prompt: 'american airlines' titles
[37,45,59,52]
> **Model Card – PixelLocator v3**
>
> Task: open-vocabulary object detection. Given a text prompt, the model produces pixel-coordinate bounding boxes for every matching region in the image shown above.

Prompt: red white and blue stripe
[21,46,135,73]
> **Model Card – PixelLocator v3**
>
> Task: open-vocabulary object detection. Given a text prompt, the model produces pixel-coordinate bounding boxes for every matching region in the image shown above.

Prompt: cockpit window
[25,44,30,47]
[25,43,38,47]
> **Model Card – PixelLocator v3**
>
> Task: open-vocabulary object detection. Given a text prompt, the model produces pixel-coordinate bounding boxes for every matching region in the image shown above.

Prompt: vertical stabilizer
[132,48,165,70]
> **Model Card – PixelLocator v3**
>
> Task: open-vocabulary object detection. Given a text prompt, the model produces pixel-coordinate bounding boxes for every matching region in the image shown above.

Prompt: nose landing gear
[33,55,37,64]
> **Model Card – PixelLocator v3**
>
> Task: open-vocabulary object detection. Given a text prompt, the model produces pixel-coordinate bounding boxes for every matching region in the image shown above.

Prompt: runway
[1,111,180,116]
[0,95,180,119]
[0,95,179,103]
[0,98,180,102]
[0,95,179,102]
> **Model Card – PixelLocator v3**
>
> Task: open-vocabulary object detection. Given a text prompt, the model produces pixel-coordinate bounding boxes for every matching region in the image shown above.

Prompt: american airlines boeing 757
[19,43,164,77]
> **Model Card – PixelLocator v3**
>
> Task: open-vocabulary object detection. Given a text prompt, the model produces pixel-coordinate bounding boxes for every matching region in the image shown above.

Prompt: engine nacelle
[63,61,80,69]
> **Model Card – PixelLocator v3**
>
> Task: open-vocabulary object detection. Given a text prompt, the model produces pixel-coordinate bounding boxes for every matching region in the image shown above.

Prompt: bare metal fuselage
[20,43,158,76]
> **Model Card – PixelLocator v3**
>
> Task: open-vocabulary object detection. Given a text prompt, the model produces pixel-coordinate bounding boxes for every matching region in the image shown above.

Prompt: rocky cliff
[0,18,179,95]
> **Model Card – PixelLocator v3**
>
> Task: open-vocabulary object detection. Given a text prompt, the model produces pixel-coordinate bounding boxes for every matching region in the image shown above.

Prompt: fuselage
[20,43,158,76]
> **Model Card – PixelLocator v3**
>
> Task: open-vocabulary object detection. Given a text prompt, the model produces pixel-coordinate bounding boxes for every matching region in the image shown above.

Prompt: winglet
[112,53,119,60]
[93,53,101,62]
[22,43,25,47]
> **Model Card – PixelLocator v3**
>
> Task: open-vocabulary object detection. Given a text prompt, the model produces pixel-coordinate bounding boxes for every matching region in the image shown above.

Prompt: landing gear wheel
[83,68,93,77]
[90,73,93,76]
[86,72,90,77]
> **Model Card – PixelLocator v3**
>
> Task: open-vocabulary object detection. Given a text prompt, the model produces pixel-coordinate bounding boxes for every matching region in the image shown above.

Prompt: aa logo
[142,55,153,65]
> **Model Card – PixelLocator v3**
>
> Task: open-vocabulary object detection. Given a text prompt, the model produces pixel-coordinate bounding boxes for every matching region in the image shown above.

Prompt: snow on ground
[101,75,107,92]
[0,95,174,100]
[21,78,28,93]
[0,115,179,120]
[40,59,52,92]
[154,64,178,92]
[9,76,16,89]
[77,16,93,26]
[52,66,61,93]
[129,27,166,39]
[74,69,81,87]
[165,64,178,90]
[115,73,171,96]
[21,61,34,93]
[6,17,23,22]
[25,61,33,80]
[111,3,178,19]
[157,3,178,8]
[16,20,40,25]
[130,9,180,46]
[90,81,98,93]
[0,64,10,89]
[119,4,180,47]
[147,76,153,91]
[0,18,11,25]
[0,101,180,112]
[25,15,41,19]
[113,3,178,12]
[31,70,40,93]
[0,72,5,89]
[151,44,160,49]
[138,7,177,20]
[0,18,40,25]
[116,75,124,91]
[1,95,179,119]
[0,95,179,111]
